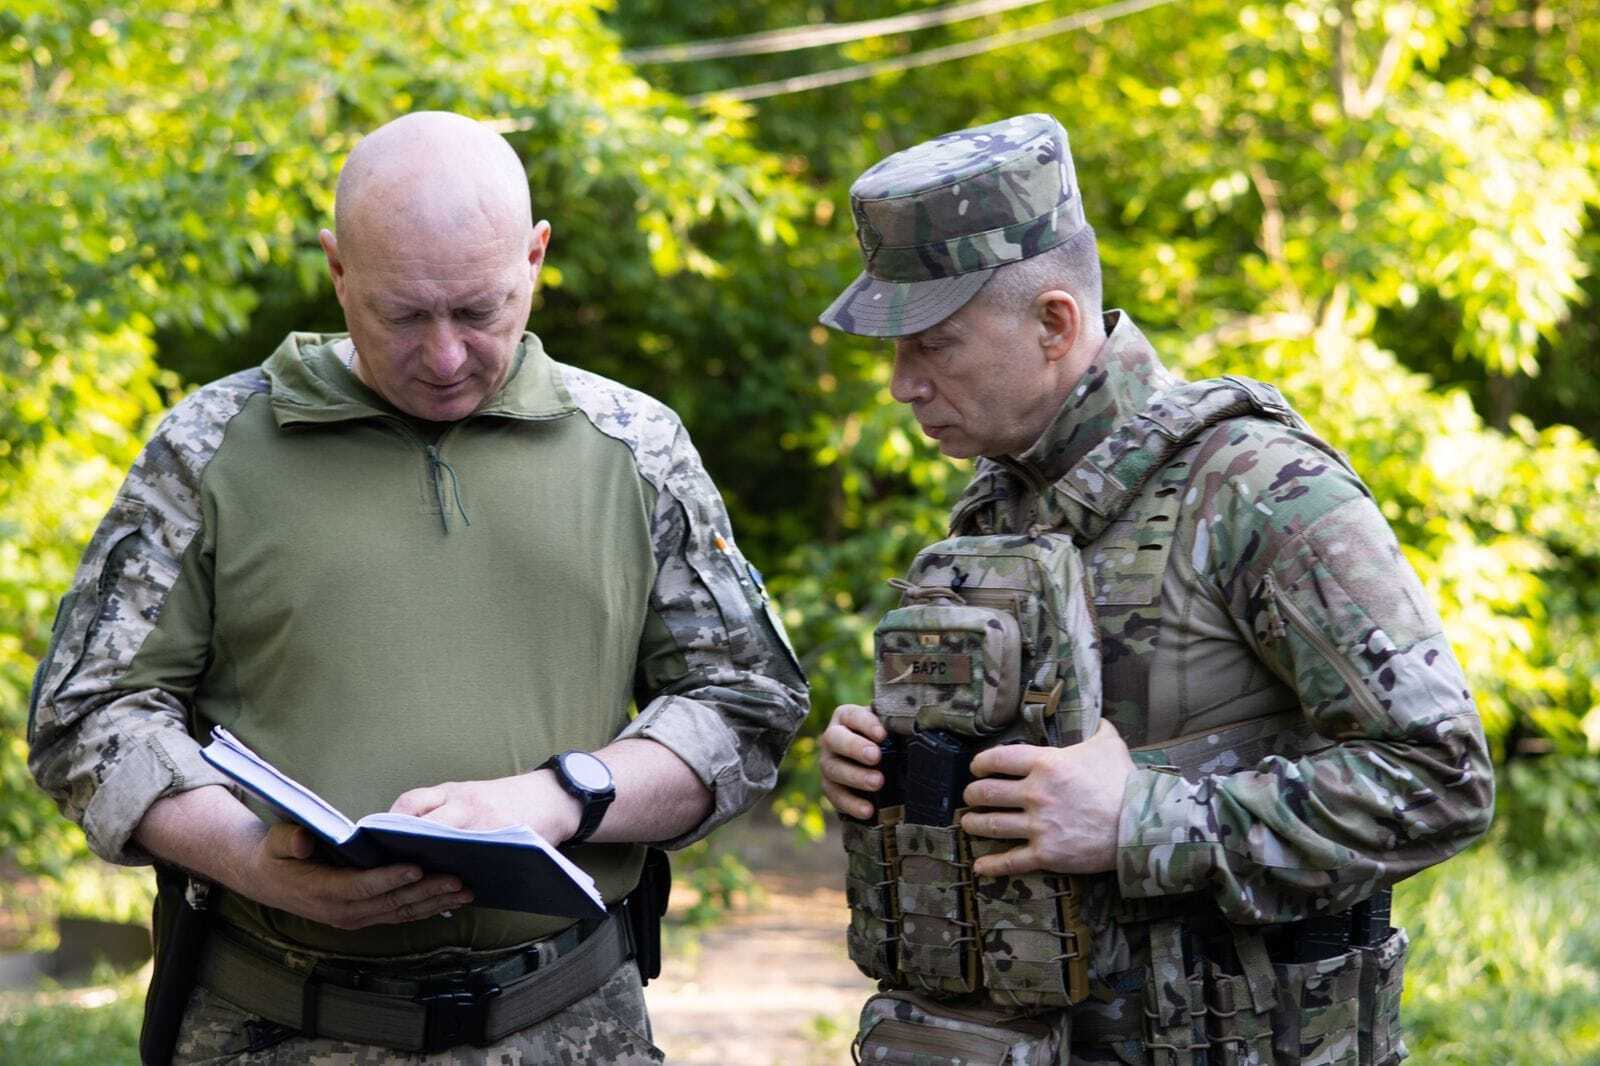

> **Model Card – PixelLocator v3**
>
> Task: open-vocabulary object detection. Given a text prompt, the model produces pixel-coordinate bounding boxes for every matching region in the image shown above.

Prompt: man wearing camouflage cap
[819,113,1492,1063]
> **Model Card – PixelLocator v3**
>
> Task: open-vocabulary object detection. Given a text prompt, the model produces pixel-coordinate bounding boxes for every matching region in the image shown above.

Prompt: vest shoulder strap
[1050,375,1315,545]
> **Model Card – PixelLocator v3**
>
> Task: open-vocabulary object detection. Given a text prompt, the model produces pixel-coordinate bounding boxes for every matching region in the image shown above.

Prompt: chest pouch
[845,530,1103,1013]
[873,593,1023,739]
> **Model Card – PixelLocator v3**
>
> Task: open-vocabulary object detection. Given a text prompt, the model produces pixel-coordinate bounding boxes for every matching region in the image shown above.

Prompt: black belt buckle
[419,978,500,1052]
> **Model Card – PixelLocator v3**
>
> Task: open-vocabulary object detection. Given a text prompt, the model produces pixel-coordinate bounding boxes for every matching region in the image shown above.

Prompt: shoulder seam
[555,363,685,493]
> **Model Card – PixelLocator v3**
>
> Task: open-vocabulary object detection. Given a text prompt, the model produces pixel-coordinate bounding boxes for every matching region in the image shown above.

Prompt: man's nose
[889,345,932,405]
[421,320,469,380]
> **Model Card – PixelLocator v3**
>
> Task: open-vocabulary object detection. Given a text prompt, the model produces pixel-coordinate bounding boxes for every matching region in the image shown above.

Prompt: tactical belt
[196,909,633,1053]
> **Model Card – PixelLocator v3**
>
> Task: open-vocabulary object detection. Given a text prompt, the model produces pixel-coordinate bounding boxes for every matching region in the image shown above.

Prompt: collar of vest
[1044,375,1304,543]
[1013,311,1182,484]
[263,331,578,428]
[949,311,1311,543]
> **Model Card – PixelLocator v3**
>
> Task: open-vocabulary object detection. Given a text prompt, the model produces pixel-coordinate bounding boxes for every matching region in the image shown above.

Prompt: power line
[623,0,1056,64]
[682,0,1181,107]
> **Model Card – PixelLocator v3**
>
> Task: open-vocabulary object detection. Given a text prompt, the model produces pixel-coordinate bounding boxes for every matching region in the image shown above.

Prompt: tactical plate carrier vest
[844,378,1411,1066]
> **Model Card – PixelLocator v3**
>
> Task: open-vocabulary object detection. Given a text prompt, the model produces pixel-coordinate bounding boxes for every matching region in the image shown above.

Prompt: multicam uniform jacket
[28,331,808,960]
[948,312,1494,1063]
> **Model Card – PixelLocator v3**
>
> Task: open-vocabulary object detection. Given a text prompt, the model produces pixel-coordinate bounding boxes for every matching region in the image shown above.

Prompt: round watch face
[561,751,613,793]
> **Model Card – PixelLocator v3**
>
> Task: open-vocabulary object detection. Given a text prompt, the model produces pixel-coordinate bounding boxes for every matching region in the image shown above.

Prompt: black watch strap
[541,752,615,845]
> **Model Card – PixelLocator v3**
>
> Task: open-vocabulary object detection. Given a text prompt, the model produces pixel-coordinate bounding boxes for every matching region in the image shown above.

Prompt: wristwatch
[539,751,615,845]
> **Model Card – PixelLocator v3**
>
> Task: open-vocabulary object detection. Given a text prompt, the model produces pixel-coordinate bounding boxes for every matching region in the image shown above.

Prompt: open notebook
[200,727,605,918]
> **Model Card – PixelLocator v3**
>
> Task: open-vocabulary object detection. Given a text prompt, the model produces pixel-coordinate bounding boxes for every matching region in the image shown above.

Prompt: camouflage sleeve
[615,421,809,848]
[26,381,255,865]
[1116,427,1494,922]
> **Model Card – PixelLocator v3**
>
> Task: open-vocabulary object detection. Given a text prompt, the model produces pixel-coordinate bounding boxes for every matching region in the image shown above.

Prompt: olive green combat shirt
[950,313,1493,1051]
[29,332,807,956]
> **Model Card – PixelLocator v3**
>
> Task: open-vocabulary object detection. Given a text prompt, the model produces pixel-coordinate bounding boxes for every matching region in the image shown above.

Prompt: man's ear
[319,229,347,304]
[529,220,553,285]
[1035,289,1080,364]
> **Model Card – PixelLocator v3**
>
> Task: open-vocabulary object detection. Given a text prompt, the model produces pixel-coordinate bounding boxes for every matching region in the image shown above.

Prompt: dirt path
[647,815,874,1065]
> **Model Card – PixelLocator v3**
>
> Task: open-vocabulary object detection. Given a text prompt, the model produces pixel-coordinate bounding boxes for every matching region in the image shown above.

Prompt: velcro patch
[882,653,973,685]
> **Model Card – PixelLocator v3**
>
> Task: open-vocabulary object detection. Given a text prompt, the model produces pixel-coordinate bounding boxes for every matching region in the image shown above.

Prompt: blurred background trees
[2,0,1598,1059]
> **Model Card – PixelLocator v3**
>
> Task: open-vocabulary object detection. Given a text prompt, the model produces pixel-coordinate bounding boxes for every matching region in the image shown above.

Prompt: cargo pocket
[894,818,980,995]
[968,837,1089,1009]
[1356,929,1408,1066]
[1269,948,1363,1066]
[852,989,1062,1066]
[842,805,903,982]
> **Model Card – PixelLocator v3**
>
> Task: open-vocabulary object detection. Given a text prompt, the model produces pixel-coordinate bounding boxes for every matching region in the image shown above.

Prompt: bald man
[29,112,808,1064]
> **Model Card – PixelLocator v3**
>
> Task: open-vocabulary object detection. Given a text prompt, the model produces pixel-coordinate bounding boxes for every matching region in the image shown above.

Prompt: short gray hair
[973,224,1101,319]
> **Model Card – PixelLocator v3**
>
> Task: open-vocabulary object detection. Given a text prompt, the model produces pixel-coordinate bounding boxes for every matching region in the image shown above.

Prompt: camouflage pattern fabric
[894,820,981,995]
[856,989,1066,1066]
[946,310,1493,1061]
[843,808,904,981]
[171,961,662,1065]
[1356,930,1409,1066]
[1267,947,1364,1066]
[968,835,1091,1008]
[25,369,267,861]
[819,113,1089,337]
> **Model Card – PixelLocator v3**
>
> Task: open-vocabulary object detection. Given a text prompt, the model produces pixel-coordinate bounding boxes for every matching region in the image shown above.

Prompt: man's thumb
[265,822,315,860]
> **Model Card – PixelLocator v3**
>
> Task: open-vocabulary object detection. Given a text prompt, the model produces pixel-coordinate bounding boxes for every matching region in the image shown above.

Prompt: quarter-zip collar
[263,331,578,429]
[995,310,1181,486]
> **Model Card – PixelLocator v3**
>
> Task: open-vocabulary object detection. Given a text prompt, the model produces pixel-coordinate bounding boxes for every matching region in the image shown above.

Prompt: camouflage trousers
[171,960,663,1065]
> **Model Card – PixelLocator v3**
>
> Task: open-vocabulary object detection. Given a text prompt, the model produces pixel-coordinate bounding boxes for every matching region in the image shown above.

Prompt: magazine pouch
[853,989,1067,1066]
[968,835,1091,1009]
[894,818,980,995]
[843,804,904,982]
[1355,929,1409,1066]
[1268,945,1364,1066]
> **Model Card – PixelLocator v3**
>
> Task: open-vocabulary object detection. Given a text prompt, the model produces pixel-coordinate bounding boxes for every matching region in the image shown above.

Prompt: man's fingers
[348,876,471,926]
[390,785,446,817]
[336,863,427,902]
[820,719,881,766]
[972,844,1042,879]
[836,704,887,743]
[823,781,875,821]
[969,743,1045,779]
[819,753,883,794]
[962,776,1028,810]
[961,811,1031,840]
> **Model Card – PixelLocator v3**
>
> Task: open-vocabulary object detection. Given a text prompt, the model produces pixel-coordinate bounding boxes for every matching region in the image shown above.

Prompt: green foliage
[5,0,1600,986]
[0,967,144,1066]
[1398,842,1600,1064]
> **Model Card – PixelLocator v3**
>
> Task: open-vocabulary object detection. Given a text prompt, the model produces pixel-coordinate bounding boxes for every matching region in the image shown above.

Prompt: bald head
[319,111,552,422]
[334,111,533,265]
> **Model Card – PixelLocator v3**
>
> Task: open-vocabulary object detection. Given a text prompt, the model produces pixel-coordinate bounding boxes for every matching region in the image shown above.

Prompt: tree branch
[1188,311,1316,358]
[1246,161,1306,315]
[1352,5,1413,118]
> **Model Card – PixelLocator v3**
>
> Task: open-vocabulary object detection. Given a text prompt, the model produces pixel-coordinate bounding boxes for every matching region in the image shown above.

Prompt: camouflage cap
[819,113,1087,337]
